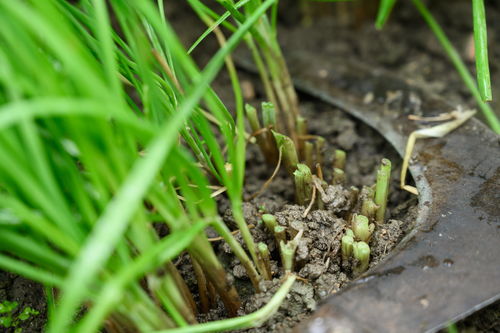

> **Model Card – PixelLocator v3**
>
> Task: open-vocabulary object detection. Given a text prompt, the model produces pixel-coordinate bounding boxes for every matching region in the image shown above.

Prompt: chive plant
[0,0,298,332]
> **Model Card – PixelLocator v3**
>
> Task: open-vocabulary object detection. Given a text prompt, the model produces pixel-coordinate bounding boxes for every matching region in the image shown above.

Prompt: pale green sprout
[333,149,346,170]
[352,214,374,242]
[279,230,303,273]
[332,168,346,185]
[353,241,370,274]
[257,242,272,280]
[262,214,278,234]
[272,131,299,176]
[294,163,313,206]
[374,158,391,223]
[341,229,354,261]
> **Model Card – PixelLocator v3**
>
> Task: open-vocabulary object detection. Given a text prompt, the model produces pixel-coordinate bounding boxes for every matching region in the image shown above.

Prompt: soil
[0,272,46,333]
[1,1,499,332]
[174,93,418,332]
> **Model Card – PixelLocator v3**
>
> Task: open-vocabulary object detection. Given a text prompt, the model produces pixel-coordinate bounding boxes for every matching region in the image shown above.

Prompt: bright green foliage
[375,0,397,29]
[472,0,492,101]
[18,307,39,321]
[0,0,290,332]
[0,301,39,331]
[0,301,18,314]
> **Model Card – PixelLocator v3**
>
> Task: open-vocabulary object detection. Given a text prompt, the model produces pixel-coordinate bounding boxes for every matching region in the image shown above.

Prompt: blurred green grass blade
[0,230,70,273]
[0,194,80,256]
[0,98,154,135]
[90,0,123,102]
[0,253,64,287]
[49,0,277,331]
[75,220,207,333]
[0,1,109,100]
[472,0,492,102]
[447,323,458,333]
[375,0,397,29]
[412,0,500,134]
[187,0,250,54]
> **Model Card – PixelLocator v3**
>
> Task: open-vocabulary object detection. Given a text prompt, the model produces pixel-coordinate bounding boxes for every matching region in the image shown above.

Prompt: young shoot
[374,158,391,223]
[257,242,272,280]
[361,199,379,221]
[352,214,374,242]
[245,104,274,163]
[279,230,303,273]
[294,164,313,206]
[341,229,355,261]
[333,149,346,170]
[274,225,287,245]
[332,168,346,185]
[262,213,278,234]
[262,101,277,128]
[353,241,371,275]
[272,131,299,177]
[304,141,314,169]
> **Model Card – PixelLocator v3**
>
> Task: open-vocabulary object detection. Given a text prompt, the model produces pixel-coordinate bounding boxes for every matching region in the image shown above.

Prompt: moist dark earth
[1,1,499,332]
[180,95,419,332]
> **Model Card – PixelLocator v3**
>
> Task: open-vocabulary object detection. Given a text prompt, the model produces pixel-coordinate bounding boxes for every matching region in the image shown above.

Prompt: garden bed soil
[0,272,46,333]
[174,95,418,332]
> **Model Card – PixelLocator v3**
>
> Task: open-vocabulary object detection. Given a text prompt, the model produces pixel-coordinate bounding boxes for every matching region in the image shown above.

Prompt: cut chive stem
[279,229,303,273]
[246,104,275,164]
[374,158,391,223]
[351,214,374,242]
[304,141,314,170]
[353,241,371,275]
[257,242,272,280]
[272,131,299,177]
[262,214,278,234]
[348,186,360,211]
[333,149,346,170]
[296,116,307,159]
[361,199,379,221]
[332,168,346,185]
[274,225,286,245]
[294,163,313,206]
[341,229,355,262]
[262,102,276,128]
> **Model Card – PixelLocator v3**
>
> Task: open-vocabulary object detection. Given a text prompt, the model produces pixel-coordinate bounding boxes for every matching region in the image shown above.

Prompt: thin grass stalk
[472,0,492,101]
[191,257,210,313]
[374,159,391,223]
